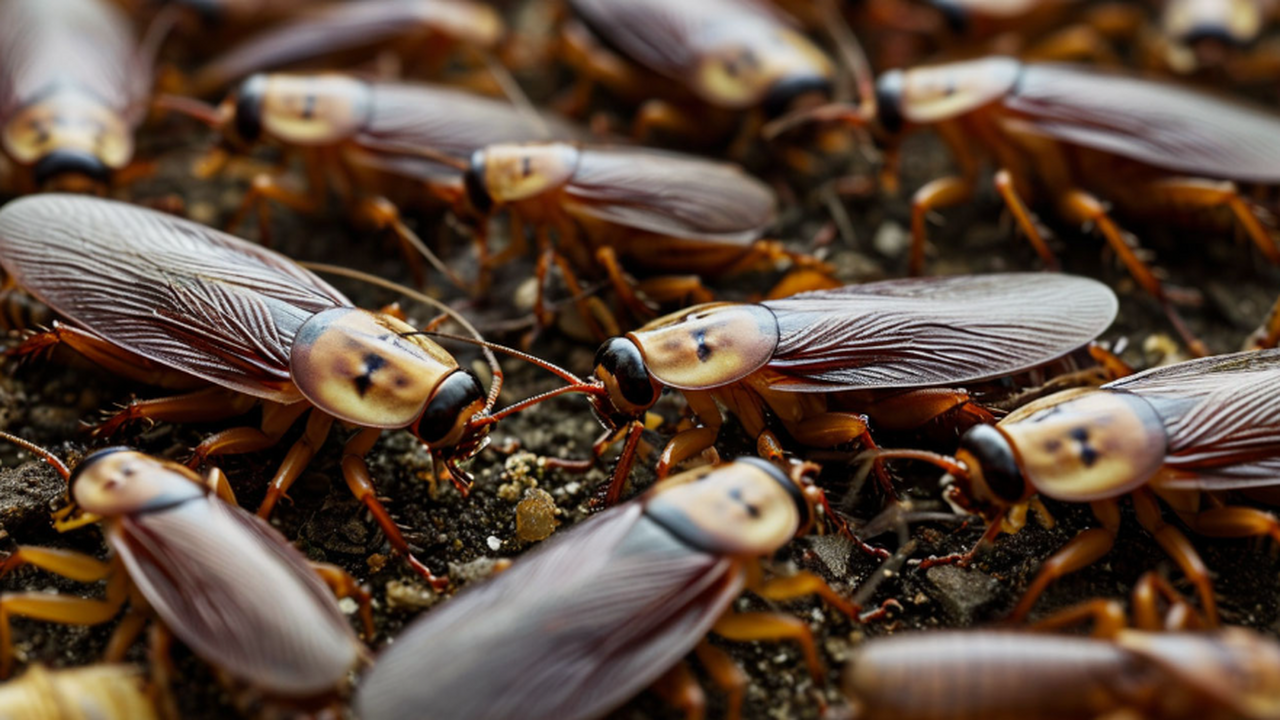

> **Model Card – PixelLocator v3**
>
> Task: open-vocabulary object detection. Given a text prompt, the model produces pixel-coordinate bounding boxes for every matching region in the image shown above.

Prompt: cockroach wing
[111,498,362,697]
[1007,64,1280,184]
[564,147,776,243]
[0,195,350,402]
[762,273,1117,391]
[352,82,581,182]
[0,0,146,122]
[1104,349,1280,490]
[355,504,742,720]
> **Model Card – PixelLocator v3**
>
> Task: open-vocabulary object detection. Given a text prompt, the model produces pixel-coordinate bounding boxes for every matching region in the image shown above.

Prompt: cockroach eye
[416,370,485,445]
[233,74,267,144]
[595,338,657,410]
[958,424,1024,503]
[875,71,905,135]
[762,75,833,120]
[463,150,493,215]
[33,149,109,188]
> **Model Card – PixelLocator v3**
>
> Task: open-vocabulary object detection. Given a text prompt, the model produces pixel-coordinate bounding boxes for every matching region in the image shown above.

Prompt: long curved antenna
[0,431,70,484]
[817,0,875,112]
[154,94,227,127]
[851,448,969,486]
[481,51,551,140]
[299,262,503,406]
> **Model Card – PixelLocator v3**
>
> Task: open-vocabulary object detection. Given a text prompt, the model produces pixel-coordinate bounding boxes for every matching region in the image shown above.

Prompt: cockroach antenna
[0,430,70,483]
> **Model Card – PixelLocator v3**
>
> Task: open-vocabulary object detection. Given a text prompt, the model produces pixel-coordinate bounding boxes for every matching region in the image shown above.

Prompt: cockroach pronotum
[1147,0,1278,78]
[458,273,1116,505]
[0,0,156,195]
[355,458,861,720]
[187,0,506,96]
[0,664,159,720]
[160,72,581,283]
[843,571,1280,720]
[0,437,371,711]
[769,54,1280,354]
[0,194,565,588]
[863,348,1280,626]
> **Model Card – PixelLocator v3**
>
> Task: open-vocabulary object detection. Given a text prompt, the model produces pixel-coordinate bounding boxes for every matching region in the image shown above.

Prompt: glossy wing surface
[1105,349,1280,488]
[355,504,742,720]
[1007,63,1280,183]
[0,195,349,401]
[764,273,1118,391]
[113,499,361,697]
[565,147,775,242]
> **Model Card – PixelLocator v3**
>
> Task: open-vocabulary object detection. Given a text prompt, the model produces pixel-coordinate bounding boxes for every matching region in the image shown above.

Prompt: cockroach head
[463,149,493,216]
[414,369,488,448]
[33,150,110,192]
[592,337,661,424]
[70,448,205,517]
[954,424,1026,515]
[228,74,268,145]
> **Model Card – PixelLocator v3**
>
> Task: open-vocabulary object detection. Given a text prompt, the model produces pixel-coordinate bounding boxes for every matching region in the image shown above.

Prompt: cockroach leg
[633,275,716,309]
[189,401,310,469]
[308,562,375,640]
[787,413,894,497]
[1086,342,1135,380]
[908,176,973,275]
[1132,571,1203,631]
[1058,188,1209,356]
[97,387,257,439]
[103,606,150,662]
[632,100,712,145]
[649,661,705,720]
[353,196,467,291]
[148,623,180,720]
[694,641,748,720]
[1247,294,1280,348]
[711,612,824,684]
[602,421,646,506]
[1020,23,1121,65]
[0,547,113,583]
[655,427,720,480]
[1131,488,1218,626]
[1182,504,1280,544]
[1150,177,1280,264]
[226,172,322,245]
[255,411,335,518]
[340,427,448,590]
[1008,498,1122,623]
[594,246,660,320]
[753,570,861,619]
[9,322,183,386]
[993,169,1059,270]
[1029,598,1128,638]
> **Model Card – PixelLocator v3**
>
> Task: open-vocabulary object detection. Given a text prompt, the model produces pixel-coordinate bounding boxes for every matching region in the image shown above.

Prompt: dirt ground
[2,13,1280,720]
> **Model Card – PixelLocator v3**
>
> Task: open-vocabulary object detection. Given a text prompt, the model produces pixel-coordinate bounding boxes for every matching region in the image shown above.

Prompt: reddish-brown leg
[993,168,1058,269]
[188,401,309,468]
[353,196,467,290]
[10,322,196,389]
[1030,598,1128,638]
[649,661,706,720]
[256,411,335,518]
[96,387,257,439]
[909,176,972,276]
[310,562,375,640]
[226,172,322,245]
[1132,488,1218,626]
[695,641,747,720]
[1007,498,1121,623]
[1150,178,1280,264]
[1248,294,1280,349]
[148,623,180,720]
[712,613,823,684]
[602,422,646,506]
[754,570,860,618]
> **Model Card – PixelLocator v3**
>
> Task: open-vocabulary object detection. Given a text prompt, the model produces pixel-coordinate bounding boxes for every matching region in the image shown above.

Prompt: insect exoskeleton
[580,272,1117,504]
[0,664,158,720]
[160,72,581,284]
[0,0,151,194]
[354,457,860,720]
[0,194,560,588]
[770,52,1280,355]
[0,441,371,711]
[558,0,838,151]
[1152,0,1275,77]
[188,0,505,95]
[875,348,1280,626]
[457,140,822,334]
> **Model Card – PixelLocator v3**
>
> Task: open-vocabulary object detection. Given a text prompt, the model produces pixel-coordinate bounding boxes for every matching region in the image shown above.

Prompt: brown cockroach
[843,572,1280,720]
[355,458,862,720]
[0,437,372,710]
[0,194,566,588]
[769,54,1280,355]
[863,347,1280,627]
[186,0,506,96]
[558,0,841,151]
[1146,0,1279,78]
[0,664,159,720]
[0,0,157,195]
[160,72,581,284]
[458,273,1116,505]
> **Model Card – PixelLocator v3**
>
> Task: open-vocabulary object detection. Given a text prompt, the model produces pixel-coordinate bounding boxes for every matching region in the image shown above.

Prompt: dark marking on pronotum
[355,353,388,396]
[729,486,761,518]
[694,329,711,362]
[1070,427,1099,467]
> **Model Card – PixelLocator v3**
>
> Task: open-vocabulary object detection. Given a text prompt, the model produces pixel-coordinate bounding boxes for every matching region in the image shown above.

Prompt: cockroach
[0,0,156,194]
[0,436,372,711]
[0,194,563,588]
[160,72,581,283]
[466,273,1116,504]
[769,54,1280,354]
[355,458,861,720]
[863,348,1280,627]
[558,0,840,151]
[1147,0,1279,78]
[0,664,159,720]
[843,576,1280,720]
[187,0,506,96]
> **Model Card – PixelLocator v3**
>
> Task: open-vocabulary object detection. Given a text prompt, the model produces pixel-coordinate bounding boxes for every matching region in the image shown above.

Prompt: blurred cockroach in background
[0,195,581,587]
[0,0,158,194]
[0,435,372,714]
[355,458,862,720]
[770,53,1280,355]
[1144,0,1280,80]
[863,348,1280,625]
[0,664,159,720]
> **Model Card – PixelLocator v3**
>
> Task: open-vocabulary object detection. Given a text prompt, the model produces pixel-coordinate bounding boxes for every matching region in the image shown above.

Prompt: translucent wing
[763,273,1118,391]
[1007,63,1280,183]
[565,147,776,243]
[356,504,742,720]
[1105,349,1280,489]
[112,498,361,697]
[0,195,349,401]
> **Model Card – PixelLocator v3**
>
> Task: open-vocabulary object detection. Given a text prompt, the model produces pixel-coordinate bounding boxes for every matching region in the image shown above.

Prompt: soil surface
[1,5,1279,720]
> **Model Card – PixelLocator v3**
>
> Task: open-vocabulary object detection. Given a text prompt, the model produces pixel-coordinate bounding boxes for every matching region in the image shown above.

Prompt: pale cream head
[1163,0,1261,45]
[1,91,132,168]
[255,74,370,145]
[290,308,458,429]
[645,459,802,556]
[898,56,1020,125]
[474,142,580,204]
[694,26,833,109]
[998,389,1168,502]
[629,303,779,390]
[72,450,205,517]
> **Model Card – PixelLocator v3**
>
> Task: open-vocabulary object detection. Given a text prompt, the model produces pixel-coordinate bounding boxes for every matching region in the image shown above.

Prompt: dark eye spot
[355,353,388,397]
[1070,427,1100,467]
[302,93,317,119]
[1044,439,1061,453]
[729,487,761,518]
[694,329,711,362]
[521,156,532,177]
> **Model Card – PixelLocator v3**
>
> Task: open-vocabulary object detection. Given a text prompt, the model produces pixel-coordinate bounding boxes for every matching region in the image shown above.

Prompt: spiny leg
[309,561,375,640]
[227,171,323,245]
[1007,498,1121,623]
[188,401,310,468]
[353,196,467,290]
[1150,177,1280,264]
[256,410,335,518]
[96,387,257,439]
[787,412,894,497]
[10,322,193,389]
[1132,487,1218,626]
[994,168,1058,269]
